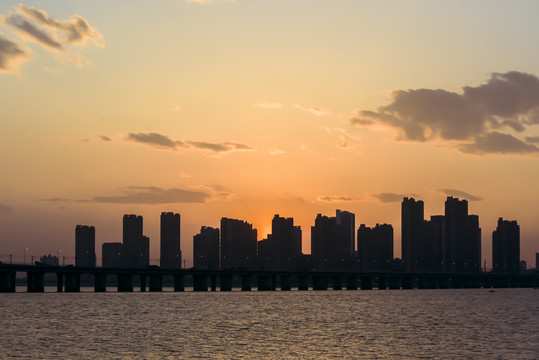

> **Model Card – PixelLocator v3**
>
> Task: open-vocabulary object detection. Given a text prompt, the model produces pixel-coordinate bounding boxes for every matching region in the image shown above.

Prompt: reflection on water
[1,289,538,359]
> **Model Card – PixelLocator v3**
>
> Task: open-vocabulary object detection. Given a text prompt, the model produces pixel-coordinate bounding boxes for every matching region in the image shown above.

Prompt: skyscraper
[122,214,149,268]
[220,218,257,270]
[193,226,219,270]
[75,225,96,268]
[311,214,338,271]
[160,212,182,269]
[102,242,123,268]
[401,197,425,272]
[444,197,481,273]
[357,223,393,271]
[261,215,302,270]
[492,218,520,273]
[336,210,355,257]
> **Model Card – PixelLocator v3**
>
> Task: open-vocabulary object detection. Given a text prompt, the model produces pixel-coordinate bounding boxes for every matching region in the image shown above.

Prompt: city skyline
[2,1,539,267]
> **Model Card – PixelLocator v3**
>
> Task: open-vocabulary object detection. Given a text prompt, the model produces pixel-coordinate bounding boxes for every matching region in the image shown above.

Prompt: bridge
[1,263,538,292]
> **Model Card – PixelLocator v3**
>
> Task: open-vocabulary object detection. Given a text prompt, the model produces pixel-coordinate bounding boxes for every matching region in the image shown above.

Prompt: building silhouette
[123,214,149,268]
[160,212,182,269]
[425,215,444,272]
[443,197,481,273]
[357,223,393,271]
[401,198,425,272]
[75,225,96,268]
[193,226,219,270]
[311,210,356,271]
[492,218,520,273]
[102,242,123,268]
[258,215,302,270]
[220,218,257,270]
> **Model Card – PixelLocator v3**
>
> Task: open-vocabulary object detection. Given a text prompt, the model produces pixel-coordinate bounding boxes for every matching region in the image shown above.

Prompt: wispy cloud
[126,132,253,154]
[437,189,483,201]
[372,193,408,203]
[295,104,331,117]
[255,102,282,109]
[0,203,13,212]
[317,195,357,203]
[351,72,539,155]
[268,148,286,155]
[99,135,111,142]
[320,127,363,154]
[39,186,233,205]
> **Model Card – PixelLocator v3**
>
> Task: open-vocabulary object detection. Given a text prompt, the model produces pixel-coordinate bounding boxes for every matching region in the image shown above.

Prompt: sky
[1,0,539,267]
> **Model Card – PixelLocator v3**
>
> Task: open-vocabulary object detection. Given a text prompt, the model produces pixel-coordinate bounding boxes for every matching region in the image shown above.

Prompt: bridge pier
[241,274,251,291]
[388,276,400,289]
[117,274,133,292]
[280,274,292,291]
[210,275,217,291]
[426,277,438,289]
[360,276,372,290]
[140,274,146,292]
[346,275,358,290]
[0,271,16,292]
[438,276,450,289]
[149,274,162,292]
[174,274,184,291]
[298,275,309,290]
[401,276,413,289]
[332,276,342,290]
[377,276,387,290]
[257,274,272,291]
[220,274,232,291]
[56,273,63,292]
[313,275,327,290]
[27,272,44,292]
[94,273,107,292]
[451,277,463,289]
[417,277,427,289]
[65,273,80,292]
[193,274,208,291]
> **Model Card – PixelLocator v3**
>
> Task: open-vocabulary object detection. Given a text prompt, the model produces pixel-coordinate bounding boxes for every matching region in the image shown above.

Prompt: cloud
[0,5,103,73]
[320,127,363,154]
[268,148,286,155]
[459,132,539,155]
[127,132,181,149]
[437,189,483,201]
[295,104,331,117]
[525,136,539,144]
[39,186,233,205]
[255,102,282,109]
[0,204,13,212]
[126,132,253,154]
[0,34,29,73]
[373,193,408,203]
[317,195,357,203]
[16,5,104,47]
[99,135,111,142]
[352,72,539,155]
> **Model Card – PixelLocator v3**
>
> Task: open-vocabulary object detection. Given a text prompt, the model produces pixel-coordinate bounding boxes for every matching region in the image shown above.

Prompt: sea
[1,288,538,359]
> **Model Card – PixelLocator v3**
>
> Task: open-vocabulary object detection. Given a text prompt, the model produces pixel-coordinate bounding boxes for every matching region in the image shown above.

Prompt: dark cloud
[317,195,355,203]
[373,193,408,203]
[99,135,111,142]
[126,132,252,153]
[437,189,483,201]
[0,204,13,212]
[6,14,63,50]
[459,132,539,155]
[353,72,539,154]
[127,132,180,149]
[525,136,539,144]
[0,34,28,72]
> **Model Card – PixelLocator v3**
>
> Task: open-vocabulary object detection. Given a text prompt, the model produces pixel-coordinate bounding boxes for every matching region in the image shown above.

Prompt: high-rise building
[311,214,338,271]
[444,197,481,273]
[357,223,393,271]
[260,215,302,270]
[193,226,219,270]
[220,218,257,270]
[160,212,182,269]
[492,218,520,273]
[426,215,444,272]
[75,225,96,268]
[102,242,123,268]
[336,210,355,257]
[401,197,426,272]
[122,214,149,268]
